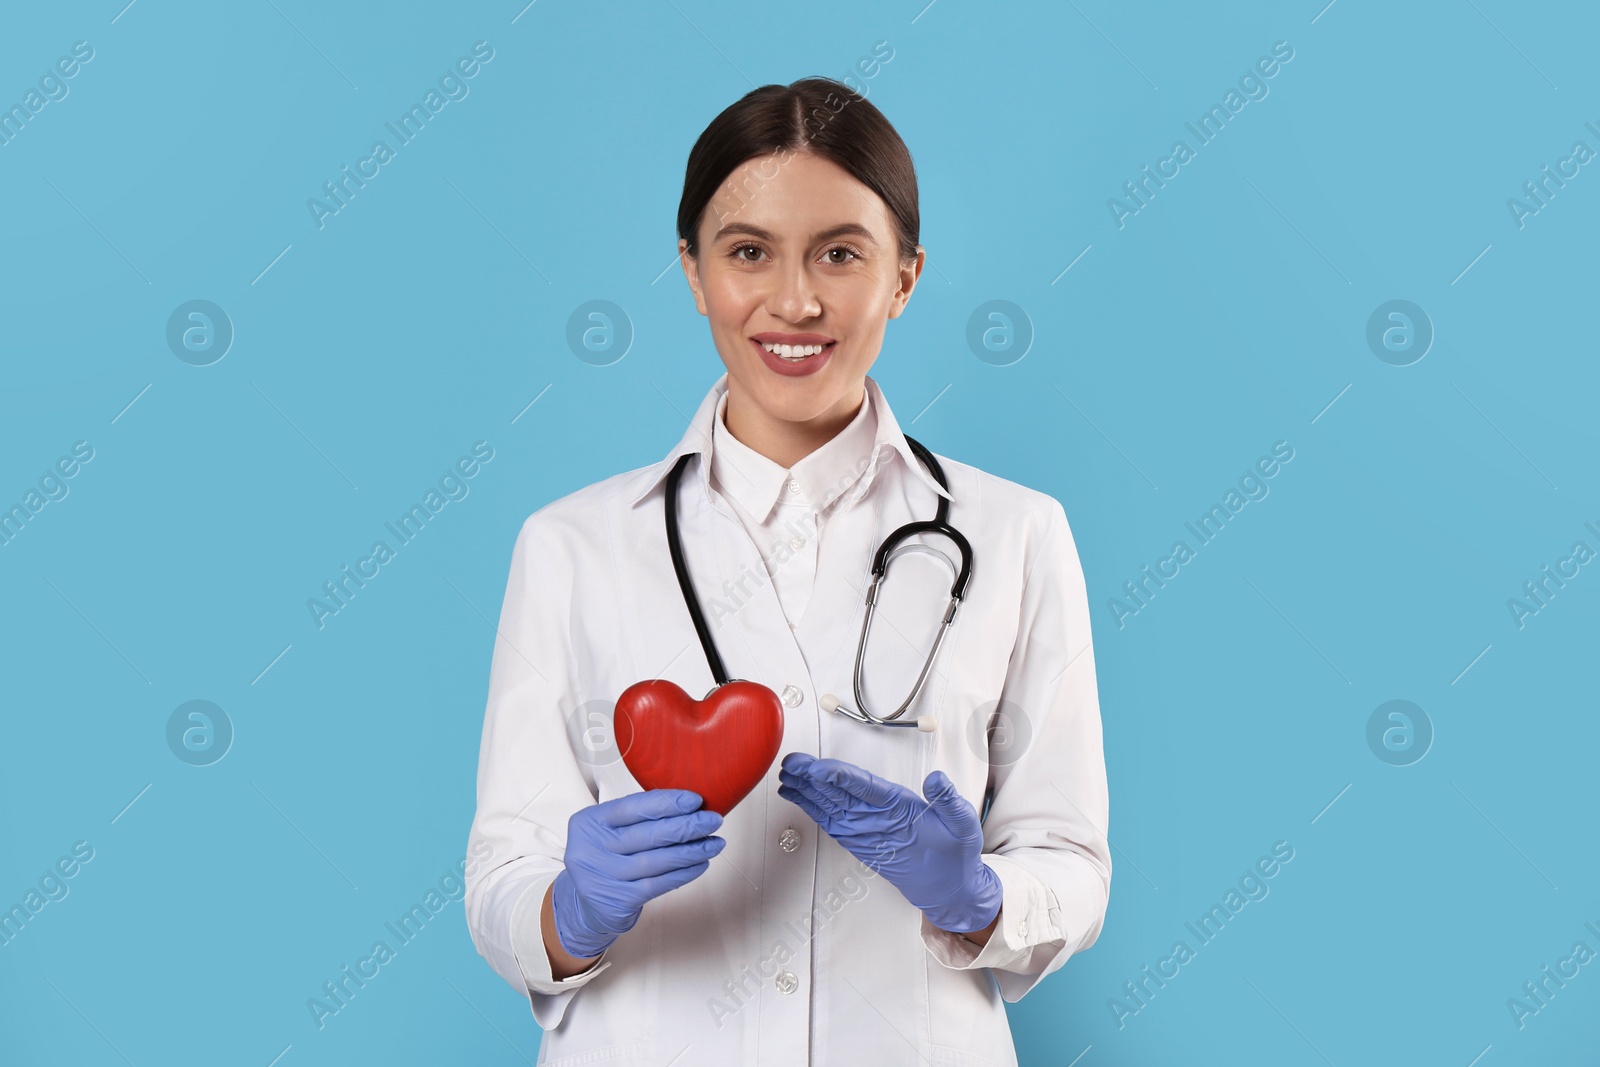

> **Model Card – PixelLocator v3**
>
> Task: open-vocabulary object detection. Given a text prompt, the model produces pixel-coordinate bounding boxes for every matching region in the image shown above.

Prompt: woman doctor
[465,77,1110,1066]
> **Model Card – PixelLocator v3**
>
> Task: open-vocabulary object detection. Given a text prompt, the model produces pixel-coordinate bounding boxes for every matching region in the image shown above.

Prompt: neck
[724,379,867,468]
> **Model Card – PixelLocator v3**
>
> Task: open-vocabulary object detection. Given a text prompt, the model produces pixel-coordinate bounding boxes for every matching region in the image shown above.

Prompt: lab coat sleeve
[921,499,1112,1001]
[464,514,616,1030]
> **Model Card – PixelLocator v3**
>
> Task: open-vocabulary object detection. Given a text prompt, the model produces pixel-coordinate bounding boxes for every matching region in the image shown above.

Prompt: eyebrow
[712,221,881,246]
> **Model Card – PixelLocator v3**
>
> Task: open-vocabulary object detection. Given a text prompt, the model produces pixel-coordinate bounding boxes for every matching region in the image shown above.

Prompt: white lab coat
[464,372,1111,1066]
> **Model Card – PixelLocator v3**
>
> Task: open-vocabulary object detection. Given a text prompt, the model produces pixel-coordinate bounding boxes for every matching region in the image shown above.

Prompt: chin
[749,379,817,418]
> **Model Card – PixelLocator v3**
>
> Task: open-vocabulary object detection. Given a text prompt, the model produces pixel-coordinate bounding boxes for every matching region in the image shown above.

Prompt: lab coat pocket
[924,949,1017,1066]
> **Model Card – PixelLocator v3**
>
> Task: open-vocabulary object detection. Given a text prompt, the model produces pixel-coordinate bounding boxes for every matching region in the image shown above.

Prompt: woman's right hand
[551,788,726,959]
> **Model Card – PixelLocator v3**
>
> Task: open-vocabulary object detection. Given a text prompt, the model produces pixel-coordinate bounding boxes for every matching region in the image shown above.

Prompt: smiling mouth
[756,340,835,361]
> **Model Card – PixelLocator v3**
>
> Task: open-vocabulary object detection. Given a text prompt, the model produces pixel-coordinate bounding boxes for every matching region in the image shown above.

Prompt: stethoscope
[664,434,972,733]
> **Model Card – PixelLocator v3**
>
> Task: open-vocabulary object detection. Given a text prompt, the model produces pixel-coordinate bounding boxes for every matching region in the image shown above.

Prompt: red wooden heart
[613,679,784,816]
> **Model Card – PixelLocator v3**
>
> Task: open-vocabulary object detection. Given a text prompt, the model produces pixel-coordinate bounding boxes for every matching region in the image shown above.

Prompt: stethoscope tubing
[663,433,970,730]
[665,448,733,687]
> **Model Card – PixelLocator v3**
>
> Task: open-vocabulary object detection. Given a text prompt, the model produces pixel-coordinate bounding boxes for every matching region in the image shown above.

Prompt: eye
[823,244,864,265]
[728,241,765,262]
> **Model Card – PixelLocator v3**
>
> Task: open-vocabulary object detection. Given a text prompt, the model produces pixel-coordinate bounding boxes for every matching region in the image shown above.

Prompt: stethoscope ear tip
[819,693,841,713]
[917,716,938,733]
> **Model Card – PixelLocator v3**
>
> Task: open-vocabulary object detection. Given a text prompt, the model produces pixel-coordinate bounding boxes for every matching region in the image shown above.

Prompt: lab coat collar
[626,373,953,510]
[709,384,878,523]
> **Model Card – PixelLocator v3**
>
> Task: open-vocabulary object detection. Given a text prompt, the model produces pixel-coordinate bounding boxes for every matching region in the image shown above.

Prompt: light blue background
[2,1,1596,1064]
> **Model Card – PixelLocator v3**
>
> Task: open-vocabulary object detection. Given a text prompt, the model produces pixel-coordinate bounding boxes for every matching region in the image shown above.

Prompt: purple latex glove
[552,788,725,959]
[777,753,1002,934]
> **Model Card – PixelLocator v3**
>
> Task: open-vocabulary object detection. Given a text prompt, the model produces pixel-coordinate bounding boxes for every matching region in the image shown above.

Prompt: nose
[767,257,822,323]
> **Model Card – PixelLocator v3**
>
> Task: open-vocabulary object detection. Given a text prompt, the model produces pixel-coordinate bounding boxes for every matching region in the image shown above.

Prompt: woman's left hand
[777,752,1002,934]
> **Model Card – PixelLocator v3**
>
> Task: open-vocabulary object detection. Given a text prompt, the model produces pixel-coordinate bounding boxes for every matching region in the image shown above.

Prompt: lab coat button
[778,827,801,852]
[789,535,805,550]
[781,684,802,708]
[786,479,801,494]
[775,970,798,993]
[1018,919,1029,937]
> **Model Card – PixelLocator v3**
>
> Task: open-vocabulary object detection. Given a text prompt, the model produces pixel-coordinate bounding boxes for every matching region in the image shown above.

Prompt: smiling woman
[464,76,1111,1067]
[672,80,925,464]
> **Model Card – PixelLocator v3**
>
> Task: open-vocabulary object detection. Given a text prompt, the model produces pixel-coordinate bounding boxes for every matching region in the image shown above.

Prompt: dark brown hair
[676,77,920,263]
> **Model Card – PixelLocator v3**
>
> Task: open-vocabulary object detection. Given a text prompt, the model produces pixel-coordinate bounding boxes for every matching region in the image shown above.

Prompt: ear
[886,245,925,320]
[680,239,708,317]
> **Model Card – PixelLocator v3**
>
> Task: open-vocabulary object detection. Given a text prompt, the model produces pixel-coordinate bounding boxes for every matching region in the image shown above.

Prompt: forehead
[705,151,888,238]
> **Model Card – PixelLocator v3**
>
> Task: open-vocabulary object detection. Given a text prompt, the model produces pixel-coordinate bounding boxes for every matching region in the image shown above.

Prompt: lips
[750,337,835,378]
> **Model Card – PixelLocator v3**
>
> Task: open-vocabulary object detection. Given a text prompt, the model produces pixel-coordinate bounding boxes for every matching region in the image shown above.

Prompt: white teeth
[760,342,829,359]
